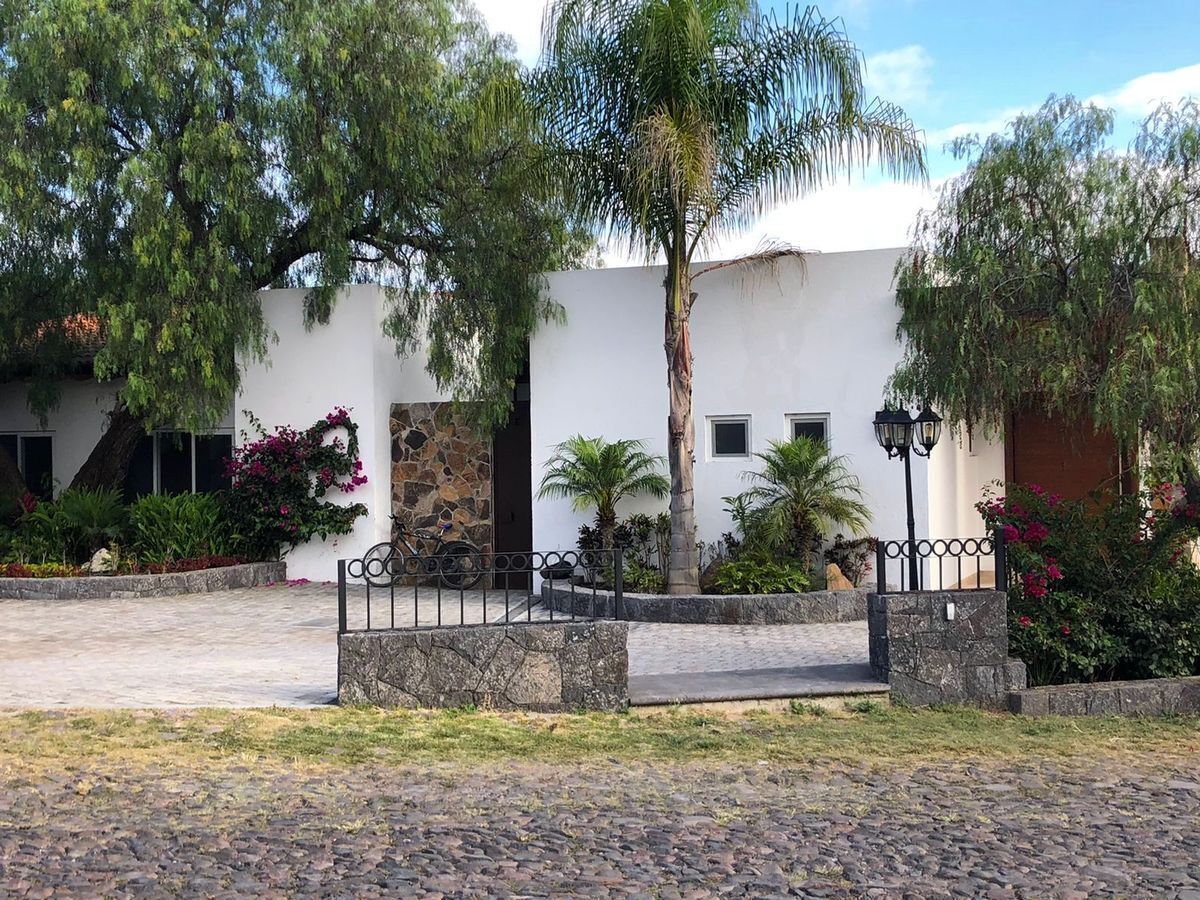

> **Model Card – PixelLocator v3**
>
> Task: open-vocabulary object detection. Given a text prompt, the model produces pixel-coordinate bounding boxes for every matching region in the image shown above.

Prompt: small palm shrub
[726,437,870,574]
[129,493,229,563]
[539,436,669,549]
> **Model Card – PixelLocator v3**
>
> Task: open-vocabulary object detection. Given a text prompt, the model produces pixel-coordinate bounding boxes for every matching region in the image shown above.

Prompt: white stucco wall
[236,284,453,582]
[529,248,928,556]
[0,378,125,493]
[927,424,1007,539]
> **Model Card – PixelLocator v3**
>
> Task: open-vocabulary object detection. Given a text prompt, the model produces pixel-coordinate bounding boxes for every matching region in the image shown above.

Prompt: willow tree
[533,0,924,591]
[890,97,1200,498]
[0,0,583,493]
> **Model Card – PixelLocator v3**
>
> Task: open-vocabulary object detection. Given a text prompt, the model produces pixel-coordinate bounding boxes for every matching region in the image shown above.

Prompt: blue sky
[474,0,1200,262]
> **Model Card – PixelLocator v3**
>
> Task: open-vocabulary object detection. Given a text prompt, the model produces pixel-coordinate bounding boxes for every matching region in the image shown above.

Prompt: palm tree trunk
[665,250,700,593]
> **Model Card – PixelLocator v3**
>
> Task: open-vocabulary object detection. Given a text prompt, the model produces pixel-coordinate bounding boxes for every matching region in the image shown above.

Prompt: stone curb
[0,561,286,600]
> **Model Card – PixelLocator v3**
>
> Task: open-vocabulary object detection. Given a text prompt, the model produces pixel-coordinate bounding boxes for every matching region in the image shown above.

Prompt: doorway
[491,360,533,586]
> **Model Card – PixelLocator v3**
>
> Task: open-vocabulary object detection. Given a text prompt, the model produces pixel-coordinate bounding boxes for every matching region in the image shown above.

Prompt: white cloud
[472,0,548,65]
[865,45,933,107]
[599,179,941,268]
[1088,62,1200,118]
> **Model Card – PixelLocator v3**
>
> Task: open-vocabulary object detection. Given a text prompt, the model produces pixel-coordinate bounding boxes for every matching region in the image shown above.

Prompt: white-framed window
[123,431,234,500]
[0,432,53,499]
[708,415,751,459]
[787,413,830,445]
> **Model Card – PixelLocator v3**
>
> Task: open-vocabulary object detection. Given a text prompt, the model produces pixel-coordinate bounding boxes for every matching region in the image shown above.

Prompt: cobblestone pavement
[2,756,1199,897]
[0,584,871,707]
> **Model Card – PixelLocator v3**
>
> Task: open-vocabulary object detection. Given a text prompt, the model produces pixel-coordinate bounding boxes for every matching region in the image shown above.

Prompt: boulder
[86,547,116,575]
[825,562,854,590]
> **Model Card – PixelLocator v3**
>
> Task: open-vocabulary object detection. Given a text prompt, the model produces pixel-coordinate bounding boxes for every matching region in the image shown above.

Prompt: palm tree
[738,436,870,569]
[533,0,925,592]
[537,435,670,549]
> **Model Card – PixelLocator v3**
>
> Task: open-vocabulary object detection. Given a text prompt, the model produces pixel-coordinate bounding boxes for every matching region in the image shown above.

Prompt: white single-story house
[0,247,1036,582]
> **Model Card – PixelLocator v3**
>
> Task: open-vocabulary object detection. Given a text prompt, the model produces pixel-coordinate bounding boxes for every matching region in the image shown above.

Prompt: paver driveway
[0,582,874,707]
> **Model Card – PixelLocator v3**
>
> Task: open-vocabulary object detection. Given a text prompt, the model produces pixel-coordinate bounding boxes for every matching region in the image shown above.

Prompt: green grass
[2,704,1198,770]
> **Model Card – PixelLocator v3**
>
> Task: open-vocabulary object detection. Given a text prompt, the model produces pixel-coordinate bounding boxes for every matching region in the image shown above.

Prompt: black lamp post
[873,403,942,588]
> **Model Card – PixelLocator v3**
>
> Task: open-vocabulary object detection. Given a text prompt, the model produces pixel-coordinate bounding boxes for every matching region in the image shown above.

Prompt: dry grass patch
[2,704,1199,772]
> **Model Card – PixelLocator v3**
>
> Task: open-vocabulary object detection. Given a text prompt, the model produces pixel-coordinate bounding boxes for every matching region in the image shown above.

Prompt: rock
[85,548,115,575]
[825,563,854,590]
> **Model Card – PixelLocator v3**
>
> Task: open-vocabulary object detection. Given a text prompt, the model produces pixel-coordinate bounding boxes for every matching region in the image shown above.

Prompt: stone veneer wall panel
[338,621,629,711]
[1008,676,1200,717]
[390,403,492,554]
[868,590,1027,708]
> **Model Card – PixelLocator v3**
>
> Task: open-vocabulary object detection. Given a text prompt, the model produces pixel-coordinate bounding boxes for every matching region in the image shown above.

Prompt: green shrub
[11,489,126,564]
[980,482,1200,685]
[129,493,228,563]
[623,559,665,593]
[710,557,810,595]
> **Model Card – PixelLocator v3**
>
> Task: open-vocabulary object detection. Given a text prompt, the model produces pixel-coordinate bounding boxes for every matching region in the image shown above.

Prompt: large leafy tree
[533,0,924,592]
[891,97,1200,499]
[0,0,583,493]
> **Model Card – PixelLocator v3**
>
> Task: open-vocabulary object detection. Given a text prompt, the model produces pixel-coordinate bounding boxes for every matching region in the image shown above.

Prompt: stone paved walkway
[0,584,874,707]
[2,756,1199,897]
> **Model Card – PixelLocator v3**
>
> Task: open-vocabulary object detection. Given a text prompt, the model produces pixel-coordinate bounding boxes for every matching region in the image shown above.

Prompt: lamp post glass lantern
[873,404,942,589]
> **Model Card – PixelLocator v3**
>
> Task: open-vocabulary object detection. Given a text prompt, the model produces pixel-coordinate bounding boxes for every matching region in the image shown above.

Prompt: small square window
[788,414,829,445]
[709,417,750,458]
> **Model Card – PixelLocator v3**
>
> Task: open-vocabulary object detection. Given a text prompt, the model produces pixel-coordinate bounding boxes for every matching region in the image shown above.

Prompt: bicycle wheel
[361,542,402,588]
[437,541,485,589]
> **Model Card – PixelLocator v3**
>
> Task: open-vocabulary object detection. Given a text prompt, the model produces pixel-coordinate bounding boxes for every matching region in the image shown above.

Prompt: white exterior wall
[0,378,124,493]
[529,248,928,555]
[236,284,453,582]
[928,425,1006,539]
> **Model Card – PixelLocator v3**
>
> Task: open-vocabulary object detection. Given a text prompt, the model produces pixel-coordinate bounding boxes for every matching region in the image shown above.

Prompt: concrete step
[628,663,889,706]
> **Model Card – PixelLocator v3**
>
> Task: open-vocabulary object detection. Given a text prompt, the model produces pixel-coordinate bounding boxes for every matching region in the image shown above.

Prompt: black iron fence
[337,547,625,634]
[875,531,1008,593]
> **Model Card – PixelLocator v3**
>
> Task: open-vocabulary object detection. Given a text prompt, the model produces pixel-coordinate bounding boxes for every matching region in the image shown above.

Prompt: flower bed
[0,561,286,600]
[1,556,246,579]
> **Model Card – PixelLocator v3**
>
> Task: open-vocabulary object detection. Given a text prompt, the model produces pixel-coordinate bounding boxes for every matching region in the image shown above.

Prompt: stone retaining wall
[541,584,868,625]
[868,590,1027,708]
[0,562,286,600]
[1008,676,1200,717]
[338,620,628,712]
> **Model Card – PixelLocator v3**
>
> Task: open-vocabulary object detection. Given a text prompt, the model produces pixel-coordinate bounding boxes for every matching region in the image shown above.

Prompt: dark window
[0,434,53,499]
[123,435,155,502]
[22,436,53,499]
[791,418,827,444]
[158,432,192,494]
[711,419,749,457]
[195,434,233,493]
[0,435,18,471]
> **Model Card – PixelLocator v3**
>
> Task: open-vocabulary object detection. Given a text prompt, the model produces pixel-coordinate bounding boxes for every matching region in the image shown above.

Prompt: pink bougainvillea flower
[1003,524,1021,543]
[1047,493,1062,507]
[1018,615,1032,628]
[1045,563,1063,581]
[1028,484,1044,495]
[279,505,290,516]
[1022,521,1050,544]
[1060,624,1071,637]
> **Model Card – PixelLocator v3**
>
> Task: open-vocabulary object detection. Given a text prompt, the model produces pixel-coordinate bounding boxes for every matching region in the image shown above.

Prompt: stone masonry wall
[338,621,628,712]
[1009,676,1200,717]
[868,590,1027,708]
[0,561,286,600]
[390,403,492,554]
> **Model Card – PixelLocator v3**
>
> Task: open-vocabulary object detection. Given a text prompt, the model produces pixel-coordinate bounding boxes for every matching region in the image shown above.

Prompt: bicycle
[361,516,485,590]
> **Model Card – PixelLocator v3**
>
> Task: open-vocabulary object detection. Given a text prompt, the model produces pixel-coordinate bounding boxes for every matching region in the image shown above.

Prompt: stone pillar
[867,590,1026,708]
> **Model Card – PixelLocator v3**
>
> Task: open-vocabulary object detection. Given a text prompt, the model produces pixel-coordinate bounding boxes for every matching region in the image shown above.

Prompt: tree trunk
[598,513,616,554]
[665,252,700,593]
[70,401,146,492]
